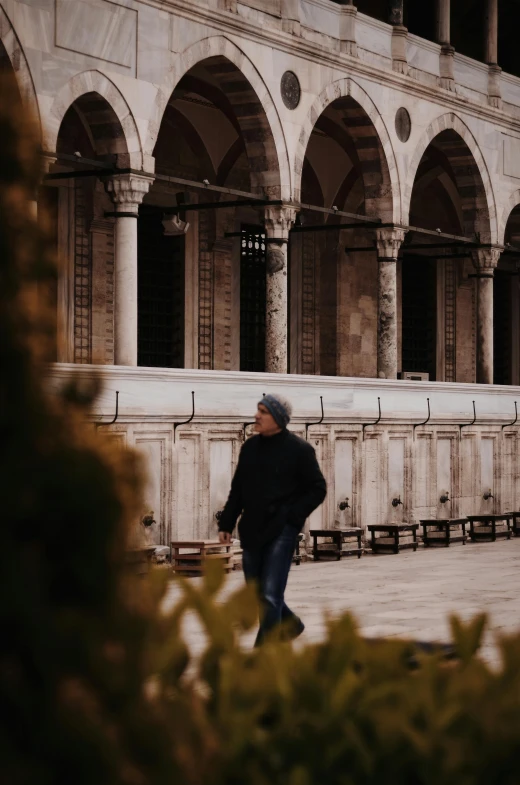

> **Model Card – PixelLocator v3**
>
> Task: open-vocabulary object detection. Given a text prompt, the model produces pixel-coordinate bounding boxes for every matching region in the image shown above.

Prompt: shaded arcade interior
[12,40,518,385]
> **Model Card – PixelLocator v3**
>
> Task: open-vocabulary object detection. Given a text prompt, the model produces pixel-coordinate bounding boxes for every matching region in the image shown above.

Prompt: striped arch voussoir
[0,4,40,135]
[404,113,497,242]
[295,78,400,223]
[45,70,143,169]
[147,36,290,200]
[499,189,520,245]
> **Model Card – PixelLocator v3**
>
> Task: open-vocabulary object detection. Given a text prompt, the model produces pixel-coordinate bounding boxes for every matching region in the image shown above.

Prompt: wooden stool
[505,511,520,536]
[170,540,233,576]
[466,514,513,543]
[420,518,468,547]
[367,524,418,554]
[310,528,363,561]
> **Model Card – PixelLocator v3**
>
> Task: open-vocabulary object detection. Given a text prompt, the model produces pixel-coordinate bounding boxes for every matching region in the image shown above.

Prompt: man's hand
[219,530,232,545]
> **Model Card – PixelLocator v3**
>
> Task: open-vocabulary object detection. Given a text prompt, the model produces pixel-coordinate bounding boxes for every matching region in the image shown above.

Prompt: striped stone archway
[146,36,290,200]
[0,4,40,134]
[294,78,400,223]
[499,189,520,244]
[45,70,143,169]
[404,113,497,243]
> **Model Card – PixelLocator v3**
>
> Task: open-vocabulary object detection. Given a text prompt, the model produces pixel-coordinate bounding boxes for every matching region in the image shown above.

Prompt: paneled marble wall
[49,366,520,547]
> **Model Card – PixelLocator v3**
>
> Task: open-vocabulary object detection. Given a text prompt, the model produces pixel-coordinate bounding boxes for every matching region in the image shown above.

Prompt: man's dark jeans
[242,523,301,646]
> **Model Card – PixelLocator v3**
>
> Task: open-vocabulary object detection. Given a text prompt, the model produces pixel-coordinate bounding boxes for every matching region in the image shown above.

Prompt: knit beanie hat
[259,394,293,429]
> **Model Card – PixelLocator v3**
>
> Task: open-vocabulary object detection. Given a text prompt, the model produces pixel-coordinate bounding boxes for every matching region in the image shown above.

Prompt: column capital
[375,227,407,261]
[104,172,154,214]
[264,204,297,242]
[471,246,503,272]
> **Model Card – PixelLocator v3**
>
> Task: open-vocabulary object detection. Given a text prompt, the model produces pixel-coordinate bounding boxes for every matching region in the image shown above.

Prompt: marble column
[436,0,455,89]
[104,173,153,367]
[471,247,502,385]
[436,0,450,44]
[485,0,498,64]
[485,0,502,107]
[388,0,403,25]
[375,228,406,380]
[263,205,296,374]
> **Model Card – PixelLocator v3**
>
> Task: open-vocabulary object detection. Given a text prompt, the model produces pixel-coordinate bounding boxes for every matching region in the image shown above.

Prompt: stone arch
[146,36,290,200]
[404,113,497,242]
[45,70,143,169]
[499,189,520,245]
[294,77,400,223]
[0,4,40,133]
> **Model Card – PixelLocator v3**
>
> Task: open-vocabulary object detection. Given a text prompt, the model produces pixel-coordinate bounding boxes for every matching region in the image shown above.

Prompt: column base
[439,45,455,91]
[340,40,357,57]
[391,25,408,75]
[488,64,502,109]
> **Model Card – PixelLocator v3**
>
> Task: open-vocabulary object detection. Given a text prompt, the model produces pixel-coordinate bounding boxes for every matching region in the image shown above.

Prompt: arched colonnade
[2,16,519,385]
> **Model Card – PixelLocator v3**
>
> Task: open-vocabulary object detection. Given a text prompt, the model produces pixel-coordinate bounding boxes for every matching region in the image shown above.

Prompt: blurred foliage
[1,74,520,785]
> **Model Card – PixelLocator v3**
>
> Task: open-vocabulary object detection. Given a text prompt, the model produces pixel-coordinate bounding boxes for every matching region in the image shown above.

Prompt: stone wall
[47,365,520,547]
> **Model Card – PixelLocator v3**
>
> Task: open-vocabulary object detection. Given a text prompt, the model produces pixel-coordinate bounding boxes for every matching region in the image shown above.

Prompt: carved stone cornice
[375,227,407,261]
[154,0,520,139]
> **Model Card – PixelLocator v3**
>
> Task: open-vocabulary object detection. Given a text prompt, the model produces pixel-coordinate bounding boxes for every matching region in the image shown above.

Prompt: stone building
[3,0,520,545]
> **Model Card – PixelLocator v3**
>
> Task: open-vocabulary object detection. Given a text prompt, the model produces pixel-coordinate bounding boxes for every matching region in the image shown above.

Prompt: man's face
[254,403,281,436]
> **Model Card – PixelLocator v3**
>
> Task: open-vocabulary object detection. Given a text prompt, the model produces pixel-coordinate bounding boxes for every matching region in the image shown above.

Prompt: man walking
[218,394,327,645]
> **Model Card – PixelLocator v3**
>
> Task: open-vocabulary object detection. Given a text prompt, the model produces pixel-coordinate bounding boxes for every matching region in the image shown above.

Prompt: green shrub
[1,75,520,785]
[0,75,180,785]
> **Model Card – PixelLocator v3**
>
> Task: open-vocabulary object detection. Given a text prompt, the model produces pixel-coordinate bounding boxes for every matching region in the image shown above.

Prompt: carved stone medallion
[281,71,301,110]
[395,107,411,142]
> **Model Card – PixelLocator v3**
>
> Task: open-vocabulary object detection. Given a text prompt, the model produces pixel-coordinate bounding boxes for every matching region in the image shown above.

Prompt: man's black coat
[218,429,327,548]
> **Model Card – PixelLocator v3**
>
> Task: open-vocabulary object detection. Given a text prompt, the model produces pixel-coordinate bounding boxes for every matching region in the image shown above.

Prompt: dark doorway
[405,2,436,43]
[493,269,512,384]
[137,205,184,368]
[240,225,266,372]
[402,256,437,380]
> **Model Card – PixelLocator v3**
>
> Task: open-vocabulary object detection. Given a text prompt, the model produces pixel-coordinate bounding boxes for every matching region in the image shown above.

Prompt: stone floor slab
[163,539,520,665]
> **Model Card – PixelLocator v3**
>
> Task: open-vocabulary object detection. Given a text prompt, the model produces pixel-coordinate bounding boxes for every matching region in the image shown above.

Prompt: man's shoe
[284,617,305,641]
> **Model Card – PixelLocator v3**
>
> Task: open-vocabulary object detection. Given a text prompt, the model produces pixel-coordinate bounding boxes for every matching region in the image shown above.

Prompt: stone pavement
[163,539,520,666]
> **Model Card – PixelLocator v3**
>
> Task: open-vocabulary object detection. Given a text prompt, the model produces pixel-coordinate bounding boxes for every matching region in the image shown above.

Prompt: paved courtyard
[164,539,520,666]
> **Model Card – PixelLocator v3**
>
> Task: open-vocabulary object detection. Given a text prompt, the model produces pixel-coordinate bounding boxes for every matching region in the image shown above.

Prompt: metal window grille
[402,256,437,380]
[240,226,266,372]
[138,207,184,368]
[74,182,91,364]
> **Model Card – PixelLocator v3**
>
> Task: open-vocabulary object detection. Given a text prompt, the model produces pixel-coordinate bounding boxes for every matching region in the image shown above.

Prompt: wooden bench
[505,511,520,536]
[170,540,233,575]
[310,528,363,561]
[420,518,468,547]
[466,514,513,543]
[367,523,419,554]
